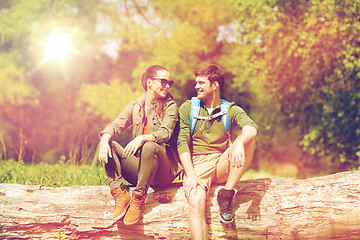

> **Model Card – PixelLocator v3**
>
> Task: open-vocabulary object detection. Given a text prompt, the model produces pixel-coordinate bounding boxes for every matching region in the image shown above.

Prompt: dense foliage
[0,0,359,177]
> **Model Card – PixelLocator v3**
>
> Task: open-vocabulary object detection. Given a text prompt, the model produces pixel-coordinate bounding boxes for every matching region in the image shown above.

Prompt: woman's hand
[98,135,112,164]
[123,136,145,157]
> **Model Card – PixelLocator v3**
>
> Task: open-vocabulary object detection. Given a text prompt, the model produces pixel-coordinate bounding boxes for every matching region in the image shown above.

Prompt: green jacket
[177,99,258,156]
[100,94,180,174]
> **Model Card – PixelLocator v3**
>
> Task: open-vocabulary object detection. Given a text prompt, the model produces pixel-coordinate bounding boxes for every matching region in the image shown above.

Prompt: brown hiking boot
[110,186,130,221]
[123,193,147,225]
[217,188,235,223]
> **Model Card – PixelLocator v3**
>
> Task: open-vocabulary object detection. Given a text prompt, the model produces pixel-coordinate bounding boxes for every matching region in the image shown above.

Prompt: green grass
[0,159,108,187]
[0,159,290,188]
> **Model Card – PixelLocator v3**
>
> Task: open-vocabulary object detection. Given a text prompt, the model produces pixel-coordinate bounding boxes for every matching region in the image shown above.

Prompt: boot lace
[113,191,123,204]
[130,195,145,213]
[219,195,232,212]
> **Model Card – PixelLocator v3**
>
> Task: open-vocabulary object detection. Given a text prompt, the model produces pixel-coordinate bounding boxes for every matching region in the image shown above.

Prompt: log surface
[1,170,360,239]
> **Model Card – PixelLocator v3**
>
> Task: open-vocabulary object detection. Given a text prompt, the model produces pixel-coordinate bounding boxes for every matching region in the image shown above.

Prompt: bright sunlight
[32,29,78,75]
[44,32,72,61]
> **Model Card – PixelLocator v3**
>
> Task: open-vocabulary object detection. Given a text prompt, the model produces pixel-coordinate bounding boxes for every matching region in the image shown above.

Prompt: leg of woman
[135,141,175,193]
[104,141,139,190]
[123,141,162,225]
[151,145,174,187]
[133,141,160,196]
[104,141,139,221]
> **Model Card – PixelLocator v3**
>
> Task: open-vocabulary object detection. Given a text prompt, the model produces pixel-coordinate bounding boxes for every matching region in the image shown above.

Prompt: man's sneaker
[217,188,235,223]
[110,186,131,221]
[123,193,147,225]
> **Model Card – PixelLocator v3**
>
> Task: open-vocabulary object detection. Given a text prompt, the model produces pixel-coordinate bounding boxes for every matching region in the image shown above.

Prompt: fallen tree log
[1,170,360,239]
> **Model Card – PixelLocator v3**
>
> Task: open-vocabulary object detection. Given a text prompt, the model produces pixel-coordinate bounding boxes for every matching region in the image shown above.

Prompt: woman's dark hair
[141,65,172,120]
[195,64,225,90]
[141,65,169,91]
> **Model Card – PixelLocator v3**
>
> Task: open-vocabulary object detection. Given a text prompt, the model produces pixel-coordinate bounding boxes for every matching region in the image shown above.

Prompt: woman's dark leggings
[104,140,175,196]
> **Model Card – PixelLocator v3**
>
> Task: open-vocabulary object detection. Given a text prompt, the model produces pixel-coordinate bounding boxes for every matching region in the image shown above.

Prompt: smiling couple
[98,64,258,240]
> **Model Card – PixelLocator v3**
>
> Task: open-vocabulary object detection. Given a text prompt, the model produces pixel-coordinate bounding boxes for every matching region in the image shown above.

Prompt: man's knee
[188,189,206,213]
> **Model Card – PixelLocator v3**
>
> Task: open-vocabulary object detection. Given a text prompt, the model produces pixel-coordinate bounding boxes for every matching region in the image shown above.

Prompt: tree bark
[0,132,6,160]
[1,170,360,239]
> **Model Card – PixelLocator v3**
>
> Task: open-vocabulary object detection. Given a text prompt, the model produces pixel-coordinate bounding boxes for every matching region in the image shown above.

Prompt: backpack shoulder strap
[190,97,200,135]
[190,97,231,136]
[220,99,231,135]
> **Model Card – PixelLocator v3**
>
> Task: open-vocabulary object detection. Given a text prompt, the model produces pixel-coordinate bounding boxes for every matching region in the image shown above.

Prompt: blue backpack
[189,97,231,136]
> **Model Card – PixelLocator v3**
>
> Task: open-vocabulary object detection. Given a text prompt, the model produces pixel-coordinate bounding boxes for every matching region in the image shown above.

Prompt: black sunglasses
[151,78,174,88]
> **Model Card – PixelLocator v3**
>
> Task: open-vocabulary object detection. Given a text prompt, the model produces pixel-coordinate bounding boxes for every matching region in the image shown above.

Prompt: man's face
[194,76,214,100]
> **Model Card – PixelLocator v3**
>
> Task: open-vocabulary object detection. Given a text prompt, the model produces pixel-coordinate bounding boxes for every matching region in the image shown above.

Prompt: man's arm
[229,125,257,168]
[179,152,196,179]
[233,125,257,145]
[179,152,207,197]
[177,101,207,196]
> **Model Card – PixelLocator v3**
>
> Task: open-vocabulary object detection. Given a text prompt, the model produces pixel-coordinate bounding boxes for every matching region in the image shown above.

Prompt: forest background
[0,0,359,180]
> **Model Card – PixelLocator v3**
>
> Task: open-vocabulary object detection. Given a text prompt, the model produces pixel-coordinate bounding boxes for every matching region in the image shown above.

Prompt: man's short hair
[195,64,225,90]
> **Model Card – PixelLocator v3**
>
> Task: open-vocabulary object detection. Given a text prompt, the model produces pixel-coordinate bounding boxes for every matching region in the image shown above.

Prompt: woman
[98,65,179,225]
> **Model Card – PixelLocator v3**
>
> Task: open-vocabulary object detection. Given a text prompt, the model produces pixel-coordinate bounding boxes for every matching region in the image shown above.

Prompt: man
[177,64,258,239]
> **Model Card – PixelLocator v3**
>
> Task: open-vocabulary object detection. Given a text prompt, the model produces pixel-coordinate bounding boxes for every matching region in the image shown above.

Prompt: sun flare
[32,29,78,75]
[44,32,72,61]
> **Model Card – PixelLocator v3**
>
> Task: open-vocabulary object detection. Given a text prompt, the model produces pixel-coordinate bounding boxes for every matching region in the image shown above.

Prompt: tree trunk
[0,132,6,160]
[1,170,360,239]
[17,127,26,162]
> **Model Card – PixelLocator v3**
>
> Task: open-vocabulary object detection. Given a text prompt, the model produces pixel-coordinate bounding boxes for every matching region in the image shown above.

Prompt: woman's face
[147,70,172,98]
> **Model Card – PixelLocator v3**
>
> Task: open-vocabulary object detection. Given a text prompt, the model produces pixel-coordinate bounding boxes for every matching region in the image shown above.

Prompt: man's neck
[202,95,221,109]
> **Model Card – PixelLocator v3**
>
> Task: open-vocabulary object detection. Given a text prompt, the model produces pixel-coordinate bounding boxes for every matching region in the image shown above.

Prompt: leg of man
[214,139,256,223]
[188,185,208,240]
[225,139,256,189]
[214,139,256,187]
[186,153,220,238]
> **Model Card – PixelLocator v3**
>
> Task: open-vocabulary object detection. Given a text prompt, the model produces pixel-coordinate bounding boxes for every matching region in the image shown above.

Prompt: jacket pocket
[151,115,161,129]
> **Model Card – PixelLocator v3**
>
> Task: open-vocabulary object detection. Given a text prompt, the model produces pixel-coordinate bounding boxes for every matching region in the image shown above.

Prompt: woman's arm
[100,101,136,137]
[122,134,156,157]
[98,133,112,164]
[98,100,137,163]
[150,100,178,144]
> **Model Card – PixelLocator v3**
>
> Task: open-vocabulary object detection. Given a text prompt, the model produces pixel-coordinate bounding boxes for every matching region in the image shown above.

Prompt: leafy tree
[0,0,104,163]
[0,56,39,161]
[77,80,144,122]
[1,0,359,174]
[233,0,360,169]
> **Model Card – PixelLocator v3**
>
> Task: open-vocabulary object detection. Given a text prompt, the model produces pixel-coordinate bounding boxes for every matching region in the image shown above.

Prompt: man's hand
[229,141,245,168]
[183,175,207,198]
[228,125,257,168]
[123,136,145,157]
[98,136,112,164]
